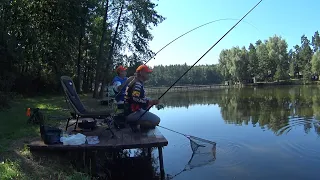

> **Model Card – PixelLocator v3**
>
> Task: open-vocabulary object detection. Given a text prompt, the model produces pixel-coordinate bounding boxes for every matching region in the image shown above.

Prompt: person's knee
[126,113,136,122]
[153,115,160,125]
[144,113,160,127]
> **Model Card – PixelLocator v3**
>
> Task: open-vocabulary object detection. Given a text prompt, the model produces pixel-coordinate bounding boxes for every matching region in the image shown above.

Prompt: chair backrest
[60,76,86,114]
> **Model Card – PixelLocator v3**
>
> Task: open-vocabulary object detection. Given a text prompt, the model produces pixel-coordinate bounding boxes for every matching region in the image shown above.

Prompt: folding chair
[60,76,115,137]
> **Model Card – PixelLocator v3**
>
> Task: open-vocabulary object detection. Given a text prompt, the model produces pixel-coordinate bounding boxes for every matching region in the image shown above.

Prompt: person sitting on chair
[112,66,134,108]
[124,65,160,131]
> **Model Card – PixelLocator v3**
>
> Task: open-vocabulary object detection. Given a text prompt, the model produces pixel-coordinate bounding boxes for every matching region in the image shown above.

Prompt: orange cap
[116,65,127,73]
[26,108,31,117]
[136,65,152,73]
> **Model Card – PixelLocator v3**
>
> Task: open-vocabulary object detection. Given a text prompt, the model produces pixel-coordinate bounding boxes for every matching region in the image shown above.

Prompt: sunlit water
[147,86,320,180]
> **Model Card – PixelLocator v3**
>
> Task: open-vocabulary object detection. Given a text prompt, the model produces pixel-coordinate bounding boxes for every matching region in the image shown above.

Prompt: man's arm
[113,81,121,93]
[116,76,135,92]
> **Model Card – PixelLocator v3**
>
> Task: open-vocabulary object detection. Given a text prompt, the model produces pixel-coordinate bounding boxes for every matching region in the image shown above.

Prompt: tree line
[146,31,320,87]
[146,63,223,86]
[219,32,320,83]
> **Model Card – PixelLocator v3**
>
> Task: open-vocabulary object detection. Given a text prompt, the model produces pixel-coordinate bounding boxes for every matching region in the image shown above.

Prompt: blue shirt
[112,76,128,102]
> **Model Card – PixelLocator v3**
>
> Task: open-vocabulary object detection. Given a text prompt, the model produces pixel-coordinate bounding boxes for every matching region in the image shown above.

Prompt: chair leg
[74,115,79,130]
[66,117,71,131]
[108,126,115,138]
[113,116,121,130]
[104,117,115,138]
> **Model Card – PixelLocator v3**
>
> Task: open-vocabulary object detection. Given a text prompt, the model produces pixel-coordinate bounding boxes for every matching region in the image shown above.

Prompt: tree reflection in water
[150,85,320,136]
[94,148,165,180]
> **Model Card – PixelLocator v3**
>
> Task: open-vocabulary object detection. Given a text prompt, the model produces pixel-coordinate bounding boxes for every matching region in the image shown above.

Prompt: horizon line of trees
[146,31,320,87]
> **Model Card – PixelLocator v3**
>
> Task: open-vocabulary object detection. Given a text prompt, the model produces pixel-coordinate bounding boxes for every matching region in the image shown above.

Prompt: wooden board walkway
[28,122,168,179]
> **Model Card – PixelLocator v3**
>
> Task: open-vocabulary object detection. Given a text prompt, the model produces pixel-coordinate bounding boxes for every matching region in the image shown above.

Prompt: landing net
[168,135,217,179]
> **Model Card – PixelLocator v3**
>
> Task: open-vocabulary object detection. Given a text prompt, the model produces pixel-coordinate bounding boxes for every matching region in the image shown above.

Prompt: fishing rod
[113,18,259,99]
[136,0,263,122]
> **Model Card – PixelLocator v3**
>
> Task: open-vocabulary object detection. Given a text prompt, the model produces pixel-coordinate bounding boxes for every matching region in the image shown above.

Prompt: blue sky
[147,0,319,67]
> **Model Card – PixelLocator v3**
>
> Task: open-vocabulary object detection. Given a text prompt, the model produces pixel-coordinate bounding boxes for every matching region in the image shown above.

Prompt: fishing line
[113,18,259,100]
[136,0,263,123]
[142,18,260,65]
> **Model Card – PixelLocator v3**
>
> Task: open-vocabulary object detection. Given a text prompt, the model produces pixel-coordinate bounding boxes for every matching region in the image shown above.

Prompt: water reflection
[151,86,320,136]
[94,148,164,180]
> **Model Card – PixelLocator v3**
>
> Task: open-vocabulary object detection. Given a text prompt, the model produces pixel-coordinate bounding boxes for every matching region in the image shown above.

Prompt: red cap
[136,65,152,73]
[116,65,127,73]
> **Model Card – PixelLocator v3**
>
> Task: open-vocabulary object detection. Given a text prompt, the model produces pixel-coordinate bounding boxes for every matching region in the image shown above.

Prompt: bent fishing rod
[113,18,259,98]
[136,0,263,122]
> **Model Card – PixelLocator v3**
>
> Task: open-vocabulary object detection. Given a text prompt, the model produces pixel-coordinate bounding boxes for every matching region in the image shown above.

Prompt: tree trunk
[90,56,94,92]
[83,61,88,92]
[93,0,109,98]
[83,46,89,92]
[99,3,124,98]
[76,31,83,92]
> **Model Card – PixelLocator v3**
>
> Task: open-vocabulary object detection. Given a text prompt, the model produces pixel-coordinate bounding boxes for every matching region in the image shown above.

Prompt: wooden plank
[153,128,164,138]
[95,127,119,148]
[146,128,167,146]
[122,128,135,148]
[152,128,168,145]
[140,129,154,147]
[131,131,142,148]
[28,126,168,151]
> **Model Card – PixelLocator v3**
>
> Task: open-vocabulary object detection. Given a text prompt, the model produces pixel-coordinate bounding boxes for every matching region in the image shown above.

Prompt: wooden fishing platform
[28,119,168,179]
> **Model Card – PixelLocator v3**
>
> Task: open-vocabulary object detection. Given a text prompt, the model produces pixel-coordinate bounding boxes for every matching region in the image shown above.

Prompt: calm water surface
[147,86,320,180]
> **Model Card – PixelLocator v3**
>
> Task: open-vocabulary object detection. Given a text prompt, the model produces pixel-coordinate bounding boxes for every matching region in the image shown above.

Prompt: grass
[0,94,107,180]
[0,95,67,152]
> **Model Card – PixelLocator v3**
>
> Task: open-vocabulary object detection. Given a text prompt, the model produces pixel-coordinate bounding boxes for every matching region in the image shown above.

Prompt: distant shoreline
[145,79,320,94]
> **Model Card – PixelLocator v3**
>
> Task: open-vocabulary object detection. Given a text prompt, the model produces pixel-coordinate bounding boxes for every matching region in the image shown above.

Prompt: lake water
[147,86,320,180]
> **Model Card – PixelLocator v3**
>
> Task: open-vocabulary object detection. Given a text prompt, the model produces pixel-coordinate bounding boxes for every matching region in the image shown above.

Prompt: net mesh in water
[169,135,217,179]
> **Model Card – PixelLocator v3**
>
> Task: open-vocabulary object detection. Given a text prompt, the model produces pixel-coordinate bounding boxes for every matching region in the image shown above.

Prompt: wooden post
[158,147,165,180]
[148,148,152,160]
[90,150,97,176]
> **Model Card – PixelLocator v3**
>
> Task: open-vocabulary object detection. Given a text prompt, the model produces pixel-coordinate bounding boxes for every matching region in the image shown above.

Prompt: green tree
[311,51,320,75]
[238,46,250,82]
[218,49,232,81]
[93,0,166,98]
[288,49,296,77]
[312,31,320,52]
[247,43,259,79]
[256,41,269,81]
[303,63,312,83]
[274,64,287,81]
[300,35,313,79]
[266,35,289,80]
